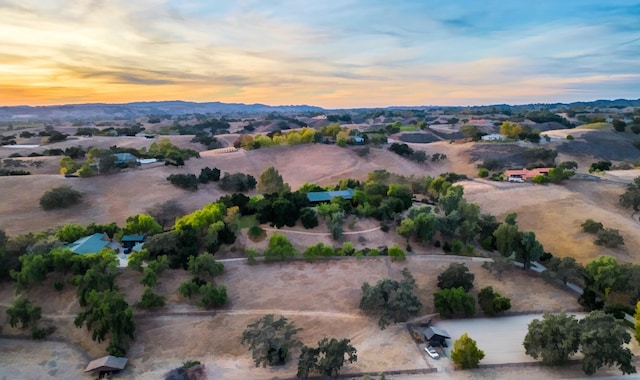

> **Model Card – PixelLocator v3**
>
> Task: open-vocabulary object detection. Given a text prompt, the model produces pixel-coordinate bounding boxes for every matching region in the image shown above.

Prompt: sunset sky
[1,0,639,108]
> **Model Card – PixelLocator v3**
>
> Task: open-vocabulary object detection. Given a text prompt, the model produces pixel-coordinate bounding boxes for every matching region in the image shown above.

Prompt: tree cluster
[619,176,640,211]
[359,268,422,329]
[523,311,635,375]
[241,314,357,379]
[581,219,624,248]
[433,263,477,317]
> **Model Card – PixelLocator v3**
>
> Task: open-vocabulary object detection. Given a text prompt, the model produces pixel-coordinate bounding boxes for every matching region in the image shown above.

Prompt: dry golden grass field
[1,131,639,379]
[0,256,581,379]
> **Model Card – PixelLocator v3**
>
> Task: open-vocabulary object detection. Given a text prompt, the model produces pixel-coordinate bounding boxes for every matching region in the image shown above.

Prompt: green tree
[179,280,200,298]
[500,121,522,138]
[518,231,544,269]
[388,244,406,262]
[197,283,228,309]
[55,223,86,243]
[493,223,519,257]
[543,257,584,285]
[612,119,627,132]
[477,286,511,316]
[123,214,162,235]
[74,289,135,356]
[595,228,624,248]
[296,337,357,379]
[461,125,479,138]
[59,156,80,175]
[397,218,416,244]
[581,219,604,234]
[258,166,290,194]
[585,256,622,297]
[635,301,640,345]
[241,314,302,367]
[167,173,199,191]
[437,263,475,292]
[6,297,41,329]
[451,333,485,369]
[327,211,345,240]
[413,212,437,242]
[433,287,476,318]
[187,253,224,279]
[12,253,50,289]
[299,208,319,229]
[137,288,166,309]
[579,310,635,375]
[359,268,422,329]
[523,312,581,365]
[40,185,82,210]
[264,234,297,262]
[620,177,640,211]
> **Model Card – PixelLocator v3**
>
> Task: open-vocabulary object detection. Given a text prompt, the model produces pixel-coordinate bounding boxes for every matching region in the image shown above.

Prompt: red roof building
[504,168,552,181]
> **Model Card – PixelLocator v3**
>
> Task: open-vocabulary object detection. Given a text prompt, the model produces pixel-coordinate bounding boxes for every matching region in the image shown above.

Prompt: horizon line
[3,97,640,110]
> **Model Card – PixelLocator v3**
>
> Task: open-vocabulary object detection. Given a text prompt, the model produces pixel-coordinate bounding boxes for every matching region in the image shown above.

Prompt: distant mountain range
[0,101,325,121]
[1,99,639,121]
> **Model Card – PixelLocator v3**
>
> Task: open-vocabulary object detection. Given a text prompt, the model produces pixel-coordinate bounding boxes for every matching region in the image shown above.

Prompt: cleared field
[0,256,581,379]
[464,179,640,264]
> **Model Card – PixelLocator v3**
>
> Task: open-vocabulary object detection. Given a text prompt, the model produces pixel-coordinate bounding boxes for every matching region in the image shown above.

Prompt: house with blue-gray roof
[65,233,111,254]
[306,189,355,204]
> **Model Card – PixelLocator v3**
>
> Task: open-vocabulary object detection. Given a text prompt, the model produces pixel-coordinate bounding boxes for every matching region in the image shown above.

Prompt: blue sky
[0,0,638,107]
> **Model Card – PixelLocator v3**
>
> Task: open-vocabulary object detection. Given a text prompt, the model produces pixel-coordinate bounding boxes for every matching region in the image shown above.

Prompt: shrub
[477,168,489,178]
[532,174,550,184]
[31,326,55,340]
[137,288,166,309]
[581,219,604,234]
[167,174,199,191]
[39,185,82,210]
[246,248,259,265]
[388,245,406,262]
[595,228,624,248]
[566,134,574,140]
[248,225,266,242]
[451,239,464,254]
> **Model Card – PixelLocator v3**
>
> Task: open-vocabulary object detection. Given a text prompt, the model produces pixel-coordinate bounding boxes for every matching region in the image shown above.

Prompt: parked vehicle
[425,345,439,359]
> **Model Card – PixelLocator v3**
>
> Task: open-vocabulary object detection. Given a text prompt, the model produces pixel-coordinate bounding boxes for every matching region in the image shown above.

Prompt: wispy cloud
[0,0,638,107]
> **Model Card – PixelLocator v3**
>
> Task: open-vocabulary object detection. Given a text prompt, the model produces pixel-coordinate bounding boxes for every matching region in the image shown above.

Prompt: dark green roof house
[66,233,110,254]
[306,189,356,203]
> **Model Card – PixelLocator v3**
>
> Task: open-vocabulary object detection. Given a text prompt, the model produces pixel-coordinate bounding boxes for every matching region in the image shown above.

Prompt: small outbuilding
[84,355,128,376]
[120,235,146,250]
[424,326,451,347]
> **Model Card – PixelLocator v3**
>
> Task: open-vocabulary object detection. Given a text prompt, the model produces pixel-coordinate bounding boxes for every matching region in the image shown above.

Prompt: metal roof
[84,356,128,372]
[65,233,110,254]
[121,234,146,242]
[306,188,355,202]
[425,326,451,339]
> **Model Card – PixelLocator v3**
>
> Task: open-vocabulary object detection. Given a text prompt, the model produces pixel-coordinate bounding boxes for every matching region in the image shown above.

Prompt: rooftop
[425,326,451,339]
[84,356,128,372]
[121,234,146,242]
[65,233,110,254]
[306,188,356,203]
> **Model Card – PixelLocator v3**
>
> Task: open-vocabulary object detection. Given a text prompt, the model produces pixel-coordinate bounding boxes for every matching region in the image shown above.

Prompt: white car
[425,345,440,359]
